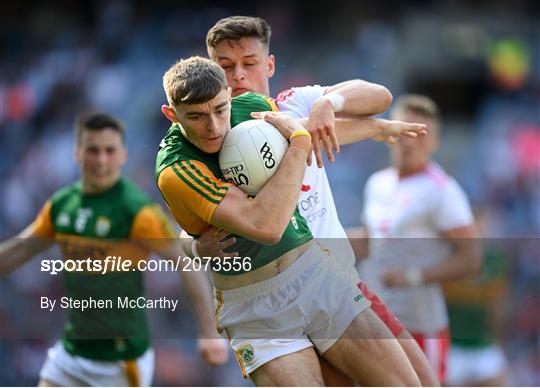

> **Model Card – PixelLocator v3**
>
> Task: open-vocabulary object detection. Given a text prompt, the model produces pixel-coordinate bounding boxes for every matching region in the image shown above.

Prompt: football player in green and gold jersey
[1,112,227,386]
[156,56,421,387]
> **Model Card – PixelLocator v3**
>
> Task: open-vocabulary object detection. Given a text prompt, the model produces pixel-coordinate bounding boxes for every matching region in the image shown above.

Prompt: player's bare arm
[157,238,229,365]
[345,226,370,263]
[336,117,428,145]
[383,224,482,288]
[305,80,393,166]
[0,227,52,276]
[420,224,482,283]
[196,116,427,258]
[212,111,311,244]
[326,79,394,117]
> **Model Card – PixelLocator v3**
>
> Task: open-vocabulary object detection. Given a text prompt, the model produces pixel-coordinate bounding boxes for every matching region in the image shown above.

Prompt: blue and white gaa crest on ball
[219,119,288,195]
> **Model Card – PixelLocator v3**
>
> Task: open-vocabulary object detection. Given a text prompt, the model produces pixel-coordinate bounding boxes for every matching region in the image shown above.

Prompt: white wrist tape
[404,268,423,287]
[191,238,200,258]
[319,92,345,112]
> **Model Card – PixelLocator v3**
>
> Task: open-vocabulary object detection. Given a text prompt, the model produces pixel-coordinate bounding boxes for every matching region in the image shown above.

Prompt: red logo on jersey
[301,184,311,192]
[275,88,295,102]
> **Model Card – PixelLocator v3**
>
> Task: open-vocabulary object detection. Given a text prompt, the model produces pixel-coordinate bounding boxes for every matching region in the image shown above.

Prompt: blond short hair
[163,56,227,106]
[391,94,440,124]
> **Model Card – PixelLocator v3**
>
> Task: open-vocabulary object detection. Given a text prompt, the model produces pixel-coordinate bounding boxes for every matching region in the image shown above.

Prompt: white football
[219,119,288,195]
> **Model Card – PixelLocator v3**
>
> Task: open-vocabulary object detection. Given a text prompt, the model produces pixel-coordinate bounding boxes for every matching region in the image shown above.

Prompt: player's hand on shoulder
[306,97,340,168]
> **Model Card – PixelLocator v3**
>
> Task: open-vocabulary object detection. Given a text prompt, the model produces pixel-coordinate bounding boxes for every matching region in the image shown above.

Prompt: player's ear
[267,54,275,78]
[428,122,439,152]
[74,141,82,164]
[120,146,128,166]
[162,105,177,123]
[227,87,232,100]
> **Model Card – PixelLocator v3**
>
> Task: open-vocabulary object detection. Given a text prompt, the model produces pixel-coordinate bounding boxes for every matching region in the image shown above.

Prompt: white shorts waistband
[216,242,321,301]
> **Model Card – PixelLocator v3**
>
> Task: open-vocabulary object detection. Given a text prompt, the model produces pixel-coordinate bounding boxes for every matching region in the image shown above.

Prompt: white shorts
[446,344,507,386]
[39,341,154,386]
[214,242,372,377]
[315,238,356,271]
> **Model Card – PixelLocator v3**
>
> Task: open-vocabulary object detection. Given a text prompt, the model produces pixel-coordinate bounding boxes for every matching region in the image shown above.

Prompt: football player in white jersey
[199,15,440,386]
[358,94,482,383]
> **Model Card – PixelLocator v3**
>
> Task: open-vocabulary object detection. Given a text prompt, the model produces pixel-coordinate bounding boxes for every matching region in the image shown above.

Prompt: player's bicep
[20,225,54,254]
[440,224,476,239]
[441,224,482,274]
[210,186,264,242]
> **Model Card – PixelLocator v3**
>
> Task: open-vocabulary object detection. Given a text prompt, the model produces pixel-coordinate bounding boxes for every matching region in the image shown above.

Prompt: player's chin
[232,87,250,97]
[89,175,115,190]
[203,138,223,153]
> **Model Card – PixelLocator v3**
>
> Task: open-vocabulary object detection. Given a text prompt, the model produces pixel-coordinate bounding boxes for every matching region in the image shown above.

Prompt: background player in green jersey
[444,208,509,386]
[0,112,226,386]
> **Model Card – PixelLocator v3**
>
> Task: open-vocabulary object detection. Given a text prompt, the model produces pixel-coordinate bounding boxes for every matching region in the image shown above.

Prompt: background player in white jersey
[358,94,482,383]
[201,15,439,386]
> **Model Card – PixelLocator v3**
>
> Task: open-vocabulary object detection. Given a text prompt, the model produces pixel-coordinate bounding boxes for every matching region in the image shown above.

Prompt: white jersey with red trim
[359,163,473,333]
[276,85,355,268]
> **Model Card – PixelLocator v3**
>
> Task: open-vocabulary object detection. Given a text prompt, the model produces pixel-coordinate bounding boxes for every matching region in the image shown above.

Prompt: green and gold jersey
[156,92,312,274]
[444,245,509,347]
[31,177,176,361]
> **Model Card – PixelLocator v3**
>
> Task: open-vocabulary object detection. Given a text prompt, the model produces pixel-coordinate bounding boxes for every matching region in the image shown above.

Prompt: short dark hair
[163,56,227,106]
[206,16,271,55]
[391,94,440,123]
[75,112,125,144]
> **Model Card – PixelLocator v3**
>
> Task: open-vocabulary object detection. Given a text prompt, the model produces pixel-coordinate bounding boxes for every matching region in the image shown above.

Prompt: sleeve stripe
[178,161,227,198]
[182,160,229,193]
[171,164,222,205]
[262,95,279,112]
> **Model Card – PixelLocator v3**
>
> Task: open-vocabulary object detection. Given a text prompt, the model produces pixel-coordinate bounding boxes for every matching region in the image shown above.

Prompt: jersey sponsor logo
[239,345,254,363]
[56,212,70,227]
[354,294,365,303]
[221,164,245,176]
[222,164,250,187]
[95,216,111,237]
[299,191,320,211]
[298,190,328,223]
[57,239,107,259]
[301,184,311,192]
[259,142,276,169]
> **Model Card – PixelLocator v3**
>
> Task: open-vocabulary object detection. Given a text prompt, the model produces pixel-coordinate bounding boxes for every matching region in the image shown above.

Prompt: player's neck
[82,176,121,194]
[397,162,430,178]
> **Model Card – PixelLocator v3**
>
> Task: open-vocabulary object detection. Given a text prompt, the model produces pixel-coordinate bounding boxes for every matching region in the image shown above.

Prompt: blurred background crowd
[1,0,538,386]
